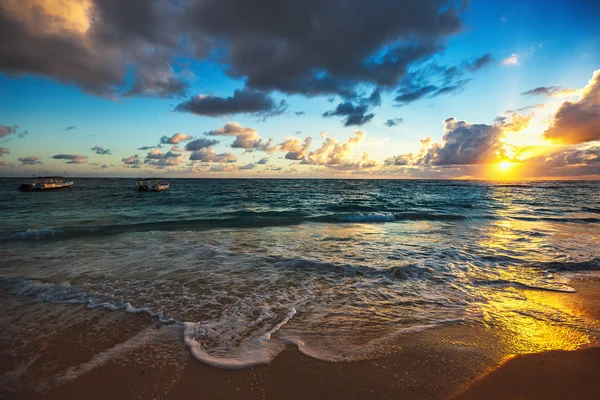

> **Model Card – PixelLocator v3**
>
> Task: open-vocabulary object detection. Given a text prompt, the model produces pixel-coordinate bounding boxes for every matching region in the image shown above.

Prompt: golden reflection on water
[476,189,594,354]
[481,288,591,353]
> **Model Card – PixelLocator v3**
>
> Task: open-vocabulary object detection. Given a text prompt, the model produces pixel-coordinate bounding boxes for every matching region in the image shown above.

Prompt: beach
[1,275,599,400]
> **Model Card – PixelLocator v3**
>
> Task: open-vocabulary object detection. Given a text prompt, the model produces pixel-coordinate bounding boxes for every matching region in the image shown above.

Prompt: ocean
[1,178,600,368]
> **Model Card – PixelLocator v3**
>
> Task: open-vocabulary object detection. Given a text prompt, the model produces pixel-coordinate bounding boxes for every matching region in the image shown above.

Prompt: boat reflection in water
[18,176,74,191]
[136,178,169,192]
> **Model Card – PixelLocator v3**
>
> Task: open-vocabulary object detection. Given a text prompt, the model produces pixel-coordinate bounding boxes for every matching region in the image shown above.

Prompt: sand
[1,275,599,400]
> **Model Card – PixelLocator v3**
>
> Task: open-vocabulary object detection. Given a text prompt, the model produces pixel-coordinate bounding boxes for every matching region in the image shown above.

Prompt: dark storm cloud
[52,154,88,164]
[0,1,187,98]
[175,88,287,118]
[544,70,600,144]
[323,90,380,126]
[384,117,404,127]
[91,145,111,155]
[18,156,42,165]
[394,54,492,105]
[184,0,463,97]
[0,0,465,100]
[323,102,374,126]
[185,138,220,151]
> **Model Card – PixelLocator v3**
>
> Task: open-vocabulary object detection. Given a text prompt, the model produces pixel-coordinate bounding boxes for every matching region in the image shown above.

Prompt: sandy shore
[1,275,599,400]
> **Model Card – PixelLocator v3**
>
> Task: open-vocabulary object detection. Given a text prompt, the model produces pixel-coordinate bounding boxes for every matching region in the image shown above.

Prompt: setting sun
[497,161,514,171]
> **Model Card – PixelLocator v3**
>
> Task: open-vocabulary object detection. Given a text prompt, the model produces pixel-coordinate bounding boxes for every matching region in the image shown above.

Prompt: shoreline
[1,275,599,400]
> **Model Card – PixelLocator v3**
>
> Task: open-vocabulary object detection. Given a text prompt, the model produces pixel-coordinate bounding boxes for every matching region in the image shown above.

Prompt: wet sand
[1,275,599,400]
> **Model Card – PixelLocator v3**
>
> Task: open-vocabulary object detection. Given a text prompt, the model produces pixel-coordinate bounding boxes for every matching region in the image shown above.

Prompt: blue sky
[1,0,599,178]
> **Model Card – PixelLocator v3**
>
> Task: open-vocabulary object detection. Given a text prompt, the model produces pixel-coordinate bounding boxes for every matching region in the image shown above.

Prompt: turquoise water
[1,178,599,366]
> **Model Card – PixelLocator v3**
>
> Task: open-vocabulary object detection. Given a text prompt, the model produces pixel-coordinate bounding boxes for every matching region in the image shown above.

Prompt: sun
[497,161,514,171]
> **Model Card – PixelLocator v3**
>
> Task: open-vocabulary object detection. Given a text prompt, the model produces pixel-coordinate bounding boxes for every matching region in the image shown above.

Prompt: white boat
[136,178,169,192]
[19,176,74,191]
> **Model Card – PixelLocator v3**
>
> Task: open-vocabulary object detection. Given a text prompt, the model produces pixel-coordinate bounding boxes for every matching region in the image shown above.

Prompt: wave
[1,211,473,241]
[513,216,600,224]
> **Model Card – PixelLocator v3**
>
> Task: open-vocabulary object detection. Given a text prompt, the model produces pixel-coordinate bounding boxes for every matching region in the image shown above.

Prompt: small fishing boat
[19,176,74,191]
[136,178,169,192]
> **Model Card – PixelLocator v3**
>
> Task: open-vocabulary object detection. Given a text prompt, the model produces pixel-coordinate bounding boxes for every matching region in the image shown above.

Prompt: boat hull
[19,182,74,191]
[137,183,169,192]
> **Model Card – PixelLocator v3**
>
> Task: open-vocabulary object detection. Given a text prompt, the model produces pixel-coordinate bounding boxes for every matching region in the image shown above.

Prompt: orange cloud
[544,70,600,144]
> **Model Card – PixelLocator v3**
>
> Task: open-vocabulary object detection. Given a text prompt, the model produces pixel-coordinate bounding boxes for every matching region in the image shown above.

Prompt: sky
[0,0,599,179]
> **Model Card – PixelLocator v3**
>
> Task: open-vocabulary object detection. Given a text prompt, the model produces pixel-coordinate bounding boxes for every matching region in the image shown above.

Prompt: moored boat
[136,178,169,192]
[19,176,74,191]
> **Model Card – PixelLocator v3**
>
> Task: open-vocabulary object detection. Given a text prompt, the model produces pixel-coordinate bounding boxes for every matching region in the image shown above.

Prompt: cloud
[384,117,404,127]
[384,116,531,166]
[144,153,186,168]
[175,88,287,118]
[257,157,269,165]
[0,0,187,98]
[238,163,256,170]
[0,147,8,156]
[521,86,577,97]
[52,154,88,164]
[502,53,519,65]
[184,0,464,98]
[65,126,76,130]
[91,145,111,155]
[544,70,600,144]
[189,147,237,163]
[394,55,492,106]
[146,149,165,159]
[160,133,192,144]
[302,130,366,166]
[124,51,189,98]
[323,90,380,126]
[138,145,162,150]
[0,161,11,167]
[327,152,378,170]
[294,111,305,117]
[504,104,545,114]
[281,137,313,160]
[0,0,465,100]
[206,122,262,149]
[184,138,219,151]
[18,156,42,165]
[466,53,495,71]
[0,124,18,138]
[122,155,141,166]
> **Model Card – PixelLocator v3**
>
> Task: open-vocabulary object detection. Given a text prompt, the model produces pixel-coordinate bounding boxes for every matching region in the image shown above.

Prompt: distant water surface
[1,178,599,367]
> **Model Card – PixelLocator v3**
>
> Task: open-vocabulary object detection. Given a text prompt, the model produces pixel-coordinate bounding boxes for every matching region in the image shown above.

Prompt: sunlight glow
[497,161,513,171]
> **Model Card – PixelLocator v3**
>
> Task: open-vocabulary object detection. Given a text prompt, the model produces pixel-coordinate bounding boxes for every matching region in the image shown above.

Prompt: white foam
[12,227,62,240]
[337,213,396,222]
[182,308,296,369]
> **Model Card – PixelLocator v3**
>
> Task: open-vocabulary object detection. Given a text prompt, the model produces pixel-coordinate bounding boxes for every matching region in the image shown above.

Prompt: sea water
[1,178,599,367]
